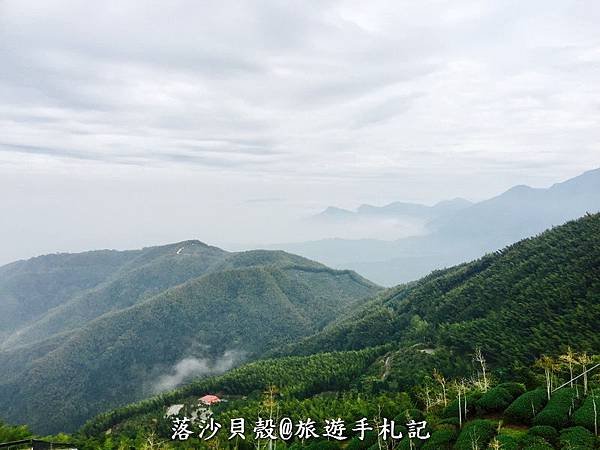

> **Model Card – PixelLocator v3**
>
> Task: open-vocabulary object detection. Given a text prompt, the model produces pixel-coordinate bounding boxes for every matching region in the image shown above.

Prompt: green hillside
[1,241,229,349]
[0,249,139,340]
[69,213,600,449]
[76,348,600,449]
[0,244,379,434]
[277,212,600,373]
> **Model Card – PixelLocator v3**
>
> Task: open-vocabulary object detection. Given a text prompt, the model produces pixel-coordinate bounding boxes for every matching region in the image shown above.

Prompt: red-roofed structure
[199,394,221,406]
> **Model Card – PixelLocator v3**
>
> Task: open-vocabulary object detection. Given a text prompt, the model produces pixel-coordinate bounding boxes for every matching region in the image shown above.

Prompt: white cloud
[0,0,599,263]
[153,350,244,392]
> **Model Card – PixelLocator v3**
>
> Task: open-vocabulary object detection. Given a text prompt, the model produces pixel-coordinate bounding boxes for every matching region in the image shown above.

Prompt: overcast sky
[1,0,599,264]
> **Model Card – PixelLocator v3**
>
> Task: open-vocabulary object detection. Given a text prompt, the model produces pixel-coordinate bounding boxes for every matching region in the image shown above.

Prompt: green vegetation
[533,388,579,429]
[528,426,559,447]
[279,213,600,376]
[519,435,554,450]
[558,426,595,450]
[0,420,31,443]
[441,392,482,419]
[494,427,526,450]
[0,244,379,434]
[80,347,388,437]
[0,350,598,450]
[421,425,456,450]
[69,345,599,449]
[504,389,548,424]
[453,419,497,450]
[572,393,600,433]
[476,385,515,413]
[0,249,138,338]
[2,213,600,449]
[497,382,527,397]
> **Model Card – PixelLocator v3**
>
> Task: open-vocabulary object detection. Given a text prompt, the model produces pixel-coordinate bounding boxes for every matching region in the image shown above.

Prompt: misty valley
[2,2,600,447]
[0,170,599,449]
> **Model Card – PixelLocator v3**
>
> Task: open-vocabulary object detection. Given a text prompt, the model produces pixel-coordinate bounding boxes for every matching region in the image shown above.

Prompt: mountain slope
[429,167,600,239]
[1,241,229,349]
[79,214,600,448]
[277,213,600,368]
[0,245,379,434]
[0,249,140,340]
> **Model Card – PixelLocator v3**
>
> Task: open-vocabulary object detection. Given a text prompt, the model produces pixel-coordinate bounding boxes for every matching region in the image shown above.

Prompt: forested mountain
[76,213,600,449]
[3,212,599,440]
[0,241,229,349]
[0,249,140,341]
[78,347,600,449]
[277,168,600,285]
[276,212,600,368]
[0,244,379,434]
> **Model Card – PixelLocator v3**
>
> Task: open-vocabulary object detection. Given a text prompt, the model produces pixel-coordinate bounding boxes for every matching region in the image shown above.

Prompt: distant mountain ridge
[429,167,600,238]
[83,213,600,447]
[277,168,600,285]
[0,243,380,433]
[314,197,473,221]
[275,212,600,363]
[0,241,228,348]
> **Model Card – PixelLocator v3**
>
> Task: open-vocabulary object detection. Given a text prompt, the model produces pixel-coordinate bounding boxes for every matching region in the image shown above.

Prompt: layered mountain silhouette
[277,168,600,285]
[2,169,599,436]
[313,198,473,222]
[83,213,600,444]
[275,213,600,363]
[0,243,379,433]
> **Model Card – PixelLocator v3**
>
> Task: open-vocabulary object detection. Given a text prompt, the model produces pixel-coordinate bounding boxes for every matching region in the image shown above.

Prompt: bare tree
[535,355,555,401]
[262,385,279,450]
[456,381,463,429]
[593,390,598,437]
[560,346,577,388]
[433,369,448,407]
[140,431,169,450]
[578,352,592,395]
[469,428,481,450]
[489,437,502,450]
[417,384,434,413]
[460,379,468,418]
[453,379,468,428]
[473,347,489,392]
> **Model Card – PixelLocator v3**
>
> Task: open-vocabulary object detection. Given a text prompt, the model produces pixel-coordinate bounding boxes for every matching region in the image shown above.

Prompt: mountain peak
[550,167,600,192]
[433,197,473,208]
[313,206,355,220]
[505,184,534,193]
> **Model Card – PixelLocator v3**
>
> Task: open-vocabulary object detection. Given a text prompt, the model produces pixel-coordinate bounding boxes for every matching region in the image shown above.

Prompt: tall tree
[559,346,577,388]
[577,352,592,395]
[433,369,448,407]
[473,347,489,392]
[535,355,555,400]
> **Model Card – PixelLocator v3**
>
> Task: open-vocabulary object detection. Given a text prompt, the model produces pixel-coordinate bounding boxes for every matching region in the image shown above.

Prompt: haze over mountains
[84,212,600,447]
[274,168,600,285]
[1,168,598,436]
[289,198,474,245]
[0,243,378,433]
[1,191,598,436]
[314,197,473,222]
[276,213,600,362]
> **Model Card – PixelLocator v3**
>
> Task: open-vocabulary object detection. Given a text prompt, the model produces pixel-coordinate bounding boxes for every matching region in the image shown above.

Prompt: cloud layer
[0,0,599,263]
[153,350,244,393]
